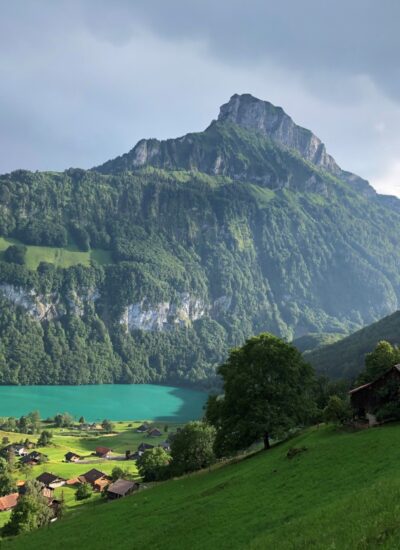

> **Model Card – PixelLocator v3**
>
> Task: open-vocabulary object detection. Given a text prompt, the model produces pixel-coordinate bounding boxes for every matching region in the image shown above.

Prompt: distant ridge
[306,310,400,379]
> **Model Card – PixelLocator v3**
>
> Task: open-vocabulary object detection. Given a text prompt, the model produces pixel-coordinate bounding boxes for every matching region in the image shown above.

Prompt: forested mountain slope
[1,94,400,386]
[306,310,400,380]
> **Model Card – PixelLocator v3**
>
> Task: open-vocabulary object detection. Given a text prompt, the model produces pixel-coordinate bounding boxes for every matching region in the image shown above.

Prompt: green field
[0,420,179,538]
[4,423,400,549]
[0,237,112,269]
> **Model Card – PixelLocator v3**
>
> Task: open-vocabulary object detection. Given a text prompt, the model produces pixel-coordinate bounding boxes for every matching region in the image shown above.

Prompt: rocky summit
[1,94,400,386]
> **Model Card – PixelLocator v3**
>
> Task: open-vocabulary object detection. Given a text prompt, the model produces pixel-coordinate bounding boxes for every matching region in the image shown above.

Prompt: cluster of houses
[0,443,48,465]
[0,421,173,518]
[0,467,140,515]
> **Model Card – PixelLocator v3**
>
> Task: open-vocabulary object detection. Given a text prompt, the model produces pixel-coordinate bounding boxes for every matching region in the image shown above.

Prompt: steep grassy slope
[4,424,400,549]
[306,310,400,379]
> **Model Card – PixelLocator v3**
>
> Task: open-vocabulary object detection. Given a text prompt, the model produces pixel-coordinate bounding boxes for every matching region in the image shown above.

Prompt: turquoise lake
[0,385,207,422]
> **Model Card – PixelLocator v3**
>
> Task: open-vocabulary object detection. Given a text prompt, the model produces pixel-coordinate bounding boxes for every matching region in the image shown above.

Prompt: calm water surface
[0,384,207,422]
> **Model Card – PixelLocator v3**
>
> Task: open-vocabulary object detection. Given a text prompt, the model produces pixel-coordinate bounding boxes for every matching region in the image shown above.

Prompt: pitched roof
[0,493,18,511]
[349,364,400,395]
[148,428,162,436]
[107,479,137,496]
[94,477,110,491]
[138,443,154,452]
[36,473,65,486]
[81,469,107,484]
[65,451,80,460]
[96,446,112,455]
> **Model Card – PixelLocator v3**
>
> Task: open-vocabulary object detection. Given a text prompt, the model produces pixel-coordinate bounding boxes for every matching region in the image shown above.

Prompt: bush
[4,245,27,265]
[75,483,92,501]
[137,447,171,482]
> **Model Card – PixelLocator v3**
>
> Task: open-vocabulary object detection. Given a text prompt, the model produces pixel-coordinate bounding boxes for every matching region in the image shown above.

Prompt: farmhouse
[20,451,47,465]
[0,444,27,458]
[0,493,18,512]
[95,446,112,458]
[148,428,162,437]
[79,468,111,491]
[136,423,150,433]
[349,364,400,425]
[36,472,66,489]
[107,479,139,500]
[138,443,154,453]
[65,451,81,462]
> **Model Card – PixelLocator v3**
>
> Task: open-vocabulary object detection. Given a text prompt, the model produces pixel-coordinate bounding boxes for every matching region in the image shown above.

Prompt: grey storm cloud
[1,1,400,195]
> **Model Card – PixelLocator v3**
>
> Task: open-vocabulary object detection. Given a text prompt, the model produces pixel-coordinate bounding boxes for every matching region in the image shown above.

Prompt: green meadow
[0,237,112,270]
[4,423,400,549]
[0,420,180,536]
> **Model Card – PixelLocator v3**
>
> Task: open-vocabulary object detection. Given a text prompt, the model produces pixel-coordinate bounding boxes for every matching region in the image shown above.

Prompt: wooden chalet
[148,428,162,437]
[95,446,112,458]
[136,423,150,433]
[0,444,27,458]
[36,472,66,489]
[65,451,81,462]
[20,451,47,465]
[79,468,111,491]
[107,479,139,500]
[138,443,154,453]
[349,364,400,425]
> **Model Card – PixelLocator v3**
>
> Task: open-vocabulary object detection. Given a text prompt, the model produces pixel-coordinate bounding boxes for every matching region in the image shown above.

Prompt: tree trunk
[263,431,270,450]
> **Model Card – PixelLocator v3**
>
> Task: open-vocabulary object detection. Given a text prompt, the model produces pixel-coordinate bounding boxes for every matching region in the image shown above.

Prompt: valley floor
[3,423,400,549]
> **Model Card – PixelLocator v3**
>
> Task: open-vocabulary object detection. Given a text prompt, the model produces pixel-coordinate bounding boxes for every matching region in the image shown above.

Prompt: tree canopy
[206,333,316,456]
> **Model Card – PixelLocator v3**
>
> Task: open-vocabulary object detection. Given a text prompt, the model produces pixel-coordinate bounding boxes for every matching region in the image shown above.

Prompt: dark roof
[138,443,154,452]
[36,473,65,486]
[107,479,138,496]
[96,446,112,455]
[82,469,107,484]
[148,428,162,436]
[20,451,47,463]
[136,423,149,431]
[65,451,80,461]
[349,364,400,395]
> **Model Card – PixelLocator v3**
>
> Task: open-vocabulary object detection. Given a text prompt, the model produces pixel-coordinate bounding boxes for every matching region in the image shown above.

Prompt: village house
[0,493,19,512]
[64,451,81,462]
[148,428,162,437]
[159,441,171,452]
[0,443,27,458]
[107,479,139,500]
[349,364,400,426]
[20,451,48,465]
[79,468,111,491]
[95,446,112,458]
[138,443,154,453]
[36,472,66,489]
[136,423,150,433]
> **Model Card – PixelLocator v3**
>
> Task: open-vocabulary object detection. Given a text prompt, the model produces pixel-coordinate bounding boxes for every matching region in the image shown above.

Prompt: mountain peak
[218,93,338,172]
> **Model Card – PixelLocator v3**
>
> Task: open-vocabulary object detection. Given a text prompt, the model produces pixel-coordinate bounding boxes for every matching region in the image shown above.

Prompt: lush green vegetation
[4,423,400,548]
[0,237,111,270]
[2,117,400,385]
[306,311,400,380]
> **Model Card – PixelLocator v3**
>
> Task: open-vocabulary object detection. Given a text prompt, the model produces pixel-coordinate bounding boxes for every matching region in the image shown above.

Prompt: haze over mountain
[1,94,400,386]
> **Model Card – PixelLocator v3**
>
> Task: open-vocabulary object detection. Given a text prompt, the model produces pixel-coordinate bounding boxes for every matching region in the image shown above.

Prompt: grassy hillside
[306,310,400,379]
[0,237,111,269]
[4,423,400,549]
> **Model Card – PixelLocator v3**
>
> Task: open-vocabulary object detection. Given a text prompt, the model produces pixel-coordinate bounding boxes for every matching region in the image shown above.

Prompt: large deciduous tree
[205,333,316,456]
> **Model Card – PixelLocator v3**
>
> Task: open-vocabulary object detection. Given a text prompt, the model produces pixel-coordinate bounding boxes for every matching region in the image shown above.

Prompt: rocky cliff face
[217,94,338,172]
[96,94,377,198]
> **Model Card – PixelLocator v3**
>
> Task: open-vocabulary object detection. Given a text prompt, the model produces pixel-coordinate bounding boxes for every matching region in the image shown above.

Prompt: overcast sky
[1,1,400,195]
